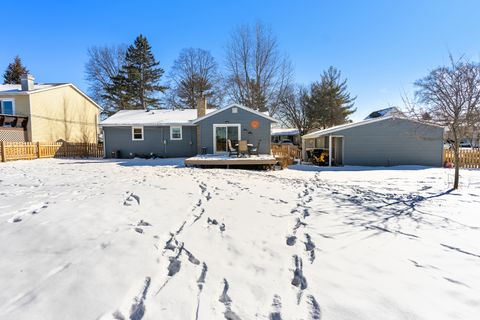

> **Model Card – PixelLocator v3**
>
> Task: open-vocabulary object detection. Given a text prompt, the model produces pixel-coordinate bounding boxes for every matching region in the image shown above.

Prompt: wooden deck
[185,154,277,167]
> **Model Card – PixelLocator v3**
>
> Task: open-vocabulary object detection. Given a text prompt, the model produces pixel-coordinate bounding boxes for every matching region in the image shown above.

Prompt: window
[232,107,238,113]
[0,99,14,115]
[132,127,144,141]
[170,126,182,140]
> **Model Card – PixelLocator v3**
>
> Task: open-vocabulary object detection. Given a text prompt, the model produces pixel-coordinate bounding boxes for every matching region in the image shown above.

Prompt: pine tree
[305,67,356,129]
[105,35,167,110]
[3,56,29,84]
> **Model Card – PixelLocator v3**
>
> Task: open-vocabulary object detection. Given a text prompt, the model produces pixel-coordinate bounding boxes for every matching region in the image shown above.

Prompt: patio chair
[249,139,261,156]
[238,140,249,157]
[227,139,238,157]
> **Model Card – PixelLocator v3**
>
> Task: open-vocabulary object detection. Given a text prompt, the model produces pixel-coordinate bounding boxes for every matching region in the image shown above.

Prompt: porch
[302,134,344,166]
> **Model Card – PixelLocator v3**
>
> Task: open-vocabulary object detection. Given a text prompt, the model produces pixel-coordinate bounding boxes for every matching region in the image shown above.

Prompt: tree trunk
[453,138,460,189]
[453,152,460,189]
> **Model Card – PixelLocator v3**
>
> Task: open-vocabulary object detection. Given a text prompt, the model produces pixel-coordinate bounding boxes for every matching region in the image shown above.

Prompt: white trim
[192,104,278,124]
[0,98,15,115]
[213,123,241,154]
[170,125,183,140]
[131,126,144,141]
[302,115,444,140]
[101,122,197,127]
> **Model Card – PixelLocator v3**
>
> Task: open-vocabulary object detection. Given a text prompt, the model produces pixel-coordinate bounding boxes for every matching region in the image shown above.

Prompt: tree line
[83,22,357,134]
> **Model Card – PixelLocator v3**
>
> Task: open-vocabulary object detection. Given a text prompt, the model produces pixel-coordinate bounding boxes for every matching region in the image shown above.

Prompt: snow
[0,158,479,320]
[364,107,404,120]
[101,109,216,126]
[271,128,300,136]
[186,154,276,161]
[0,83,60,93]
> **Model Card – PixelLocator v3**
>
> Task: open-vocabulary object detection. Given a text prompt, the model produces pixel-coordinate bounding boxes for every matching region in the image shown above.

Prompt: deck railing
[0,141,103,162]
[271,144,301,168]
[0,114,29,128]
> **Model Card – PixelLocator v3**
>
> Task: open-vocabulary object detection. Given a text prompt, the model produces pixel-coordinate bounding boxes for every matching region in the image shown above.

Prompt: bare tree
[166,48,223,109]
[278,85,309,135]
[225,22,293,115]
[85,45,126,116]
[413,56,480,189]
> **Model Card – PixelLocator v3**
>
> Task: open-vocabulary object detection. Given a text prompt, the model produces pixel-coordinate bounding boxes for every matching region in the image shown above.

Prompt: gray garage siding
[196,107,273,154]
[335,118,443,166]
[103,126,197,158]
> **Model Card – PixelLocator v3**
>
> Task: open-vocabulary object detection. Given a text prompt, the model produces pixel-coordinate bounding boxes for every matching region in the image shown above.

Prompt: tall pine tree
[305,67,356,129]
[105,35,167,110]
[3,56,29,84]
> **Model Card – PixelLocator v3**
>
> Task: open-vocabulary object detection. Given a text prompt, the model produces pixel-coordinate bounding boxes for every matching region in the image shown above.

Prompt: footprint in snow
[123,192,140,206]
[269,295,283,320]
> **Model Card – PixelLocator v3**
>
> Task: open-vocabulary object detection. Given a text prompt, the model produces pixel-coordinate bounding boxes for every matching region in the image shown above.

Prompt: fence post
[0,141,5,162]
[36,142,40,159]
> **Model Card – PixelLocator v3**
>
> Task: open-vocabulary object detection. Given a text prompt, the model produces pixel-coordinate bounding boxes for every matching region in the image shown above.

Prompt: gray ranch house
[101,101,277,159]
[302,115,444,167]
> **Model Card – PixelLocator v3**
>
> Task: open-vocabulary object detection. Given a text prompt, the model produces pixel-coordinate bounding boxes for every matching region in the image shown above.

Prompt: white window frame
[170,126,183,140]
[0,99,15,115]
[213,123,241,154]
[131,126,144,141]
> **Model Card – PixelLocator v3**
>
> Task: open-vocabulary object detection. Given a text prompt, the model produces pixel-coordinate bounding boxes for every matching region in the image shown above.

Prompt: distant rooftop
[364,107,404,120]
[271,128,299,136]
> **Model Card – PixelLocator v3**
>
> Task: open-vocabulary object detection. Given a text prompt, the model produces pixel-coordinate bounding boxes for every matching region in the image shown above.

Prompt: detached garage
[301,116,444,167]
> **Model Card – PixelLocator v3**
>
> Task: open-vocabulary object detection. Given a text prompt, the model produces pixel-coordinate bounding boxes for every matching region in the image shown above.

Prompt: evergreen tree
[3,56,29,84]
[305,67,356,129]
[105,35,167,110]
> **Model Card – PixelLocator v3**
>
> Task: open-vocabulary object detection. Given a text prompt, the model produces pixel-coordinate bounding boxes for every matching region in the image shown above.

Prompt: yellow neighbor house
[0,75,101,143]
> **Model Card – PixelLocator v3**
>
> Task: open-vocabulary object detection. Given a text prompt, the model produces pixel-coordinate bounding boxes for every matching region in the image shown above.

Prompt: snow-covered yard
[0,159,479,320]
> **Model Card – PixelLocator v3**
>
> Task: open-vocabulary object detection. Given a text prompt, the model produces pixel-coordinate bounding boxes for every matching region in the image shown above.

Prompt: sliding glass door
[214,124,240,154]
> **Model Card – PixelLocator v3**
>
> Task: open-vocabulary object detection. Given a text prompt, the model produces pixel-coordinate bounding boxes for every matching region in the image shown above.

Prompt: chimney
[21,74,35,91]
[197,95,206,118]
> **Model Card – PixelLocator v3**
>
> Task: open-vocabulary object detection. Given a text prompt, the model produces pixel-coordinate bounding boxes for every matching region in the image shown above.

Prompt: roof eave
[100,122,197,127]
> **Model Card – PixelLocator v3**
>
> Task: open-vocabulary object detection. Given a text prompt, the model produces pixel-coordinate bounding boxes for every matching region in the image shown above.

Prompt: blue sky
[2,0,480,120]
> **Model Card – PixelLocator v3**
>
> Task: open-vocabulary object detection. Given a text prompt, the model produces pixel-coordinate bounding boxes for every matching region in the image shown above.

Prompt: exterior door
[214,124,240,153]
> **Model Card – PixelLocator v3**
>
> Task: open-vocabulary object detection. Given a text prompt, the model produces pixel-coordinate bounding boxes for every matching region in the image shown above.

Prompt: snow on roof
[364,107,404,120]
[271,128,299,136]
[303,116,402,139]
[303,115,443,139]
[101,109,216,126]
[0,83,61,93]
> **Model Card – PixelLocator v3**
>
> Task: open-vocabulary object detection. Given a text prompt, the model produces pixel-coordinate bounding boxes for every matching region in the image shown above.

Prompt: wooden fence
[444,149,480,168]
[0,141,104,162]
[271,144,302,168]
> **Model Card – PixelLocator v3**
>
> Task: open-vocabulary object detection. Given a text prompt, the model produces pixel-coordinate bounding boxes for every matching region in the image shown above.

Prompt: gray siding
[197,107,273,154]
[103,125,197,158]
[335,118,443,166]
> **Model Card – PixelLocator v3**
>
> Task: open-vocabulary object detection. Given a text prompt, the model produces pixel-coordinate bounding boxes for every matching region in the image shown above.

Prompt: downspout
[328,135,332,167]
[164,127,167,156]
